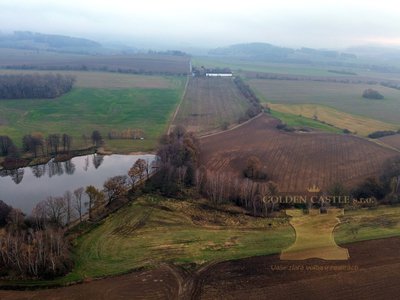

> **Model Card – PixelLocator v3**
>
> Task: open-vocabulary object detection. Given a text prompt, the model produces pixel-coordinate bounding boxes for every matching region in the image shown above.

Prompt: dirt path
[198,112,264,139]
[167,75,190,135]
[2,237,400,299]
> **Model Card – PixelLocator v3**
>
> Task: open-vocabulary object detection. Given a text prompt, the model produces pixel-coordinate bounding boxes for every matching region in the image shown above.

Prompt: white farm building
[205,73,233,77]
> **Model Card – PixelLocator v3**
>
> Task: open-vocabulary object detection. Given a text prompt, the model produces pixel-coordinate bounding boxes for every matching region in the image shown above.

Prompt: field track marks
[167,75,190,135]
[198,112,263,139]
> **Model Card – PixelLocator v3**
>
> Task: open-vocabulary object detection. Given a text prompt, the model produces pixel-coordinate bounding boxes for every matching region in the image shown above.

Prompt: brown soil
[2,237,400,299]
[200,114,400,193]
[379,134,400,151]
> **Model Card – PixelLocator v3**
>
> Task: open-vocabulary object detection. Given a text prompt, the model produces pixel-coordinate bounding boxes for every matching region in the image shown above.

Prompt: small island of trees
[362,88,384,100]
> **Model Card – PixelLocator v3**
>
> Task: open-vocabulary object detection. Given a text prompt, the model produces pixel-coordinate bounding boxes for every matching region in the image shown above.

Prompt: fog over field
[1,0,400,49]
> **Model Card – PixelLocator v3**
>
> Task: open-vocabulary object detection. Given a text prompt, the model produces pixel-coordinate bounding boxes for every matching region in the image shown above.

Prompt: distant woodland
[0,73,75,99]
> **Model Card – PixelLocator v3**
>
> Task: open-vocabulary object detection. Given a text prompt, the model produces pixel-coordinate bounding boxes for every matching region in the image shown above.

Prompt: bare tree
[63,191,73,225]
[73,187,84,222]
[85,185,104,220]
[61,134,72,152]
[91,130,103,147]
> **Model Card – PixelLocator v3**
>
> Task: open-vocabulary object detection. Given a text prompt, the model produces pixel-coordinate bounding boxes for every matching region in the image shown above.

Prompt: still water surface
[0,154,156,214]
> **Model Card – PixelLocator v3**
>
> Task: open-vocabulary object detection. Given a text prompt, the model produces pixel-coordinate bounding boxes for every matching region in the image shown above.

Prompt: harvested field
[173,77,251,134]
[0,69,173,89]
[379,134,400,151]
[269,103,398,136]
[3,237,400,299]
[0,49,190,75]
[200,114,400,193]
[249,79,400,125]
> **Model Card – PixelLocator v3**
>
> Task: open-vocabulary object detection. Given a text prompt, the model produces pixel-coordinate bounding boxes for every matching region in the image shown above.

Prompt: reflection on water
[0,154,156,214]
[0,155,107,182]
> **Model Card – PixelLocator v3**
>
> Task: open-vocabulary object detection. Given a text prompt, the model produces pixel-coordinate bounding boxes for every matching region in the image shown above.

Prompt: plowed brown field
[379,134,400,151]
[200,114,399,193]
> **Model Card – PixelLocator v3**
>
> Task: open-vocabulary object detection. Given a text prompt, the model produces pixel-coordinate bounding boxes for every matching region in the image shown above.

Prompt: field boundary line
[167,75,190,135]
[369,139,400,153]
[198,112,264,139]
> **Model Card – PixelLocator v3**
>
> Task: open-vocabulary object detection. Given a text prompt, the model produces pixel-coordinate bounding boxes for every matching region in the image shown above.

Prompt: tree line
[0,73,75,99]
[233,77,263,121]
[0,130,104,169]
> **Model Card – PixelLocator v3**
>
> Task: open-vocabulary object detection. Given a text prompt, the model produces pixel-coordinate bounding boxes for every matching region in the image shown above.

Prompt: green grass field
[0,75,186,152]
[61,195,294,283]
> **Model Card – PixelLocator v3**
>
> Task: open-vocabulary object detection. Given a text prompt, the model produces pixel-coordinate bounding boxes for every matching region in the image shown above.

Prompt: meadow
[5,195,399,287]
[0,74,186,152]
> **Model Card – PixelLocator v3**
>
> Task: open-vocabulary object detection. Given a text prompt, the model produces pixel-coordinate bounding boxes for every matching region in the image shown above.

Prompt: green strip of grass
[270,110,343,134]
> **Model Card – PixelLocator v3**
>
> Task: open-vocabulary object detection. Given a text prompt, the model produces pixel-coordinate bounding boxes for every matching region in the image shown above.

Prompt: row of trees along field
[233,77,264,121]
[0,130,104,168]
[0,157,151,279]
[0,73,75,99]
[195,156,400,216]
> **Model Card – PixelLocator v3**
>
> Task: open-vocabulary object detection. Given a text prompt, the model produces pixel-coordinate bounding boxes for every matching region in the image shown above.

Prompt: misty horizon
[1,0,400,51]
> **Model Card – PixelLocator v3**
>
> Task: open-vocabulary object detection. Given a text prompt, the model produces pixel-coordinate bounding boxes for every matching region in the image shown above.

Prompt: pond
[0,154,156,214]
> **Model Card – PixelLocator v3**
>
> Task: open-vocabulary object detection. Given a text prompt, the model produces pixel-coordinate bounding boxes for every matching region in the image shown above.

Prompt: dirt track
[2,236,400,299]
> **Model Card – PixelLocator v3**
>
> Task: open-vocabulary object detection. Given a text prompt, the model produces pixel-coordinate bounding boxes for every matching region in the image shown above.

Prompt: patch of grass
[64,196,293,281]
[270,109,342,133]
[269,103,398,136]
[335,206,400,244]
[0,77,186,152]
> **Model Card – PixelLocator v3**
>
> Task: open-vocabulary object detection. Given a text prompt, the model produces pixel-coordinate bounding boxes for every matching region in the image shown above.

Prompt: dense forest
[0,73,75,99]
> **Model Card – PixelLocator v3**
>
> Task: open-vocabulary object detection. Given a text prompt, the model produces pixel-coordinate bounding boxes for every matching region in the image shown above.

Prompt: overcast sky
[1,0,400,49]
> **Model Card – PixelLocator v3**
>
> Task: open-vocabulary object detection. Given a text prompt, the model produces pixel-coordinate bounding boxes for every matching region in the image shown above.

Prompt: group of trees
[0,200,72,279]
[146,126,199,197]
[196,168,278,216]
[243,156,268,180]
[352,157,400,204]
[368,130,399,139]
[233,77,263,120]
[107,129,144,140]
[0,73,75,99]
[0,131,105,170]
[362,88,384,100]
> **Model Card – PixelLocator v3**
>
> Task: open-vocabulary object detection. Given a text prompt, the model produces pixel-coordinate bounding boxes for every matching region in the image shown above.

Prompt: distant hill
[0,31,105,54]
[208,42,357,63]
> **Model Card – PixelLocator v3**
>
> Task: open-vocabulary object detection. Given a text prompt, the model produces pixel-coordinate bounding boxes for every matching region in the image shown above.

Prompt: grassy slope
[269,103,398,136]
[0,76,186,152]
[3,196,400,287]
[65,196,293,282]
[68,200,400,282]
